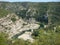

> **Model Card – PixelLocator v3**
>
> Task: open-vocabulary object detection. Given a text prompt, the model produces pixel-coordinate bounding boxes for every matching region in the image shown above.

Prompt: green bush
[11,18,16,22]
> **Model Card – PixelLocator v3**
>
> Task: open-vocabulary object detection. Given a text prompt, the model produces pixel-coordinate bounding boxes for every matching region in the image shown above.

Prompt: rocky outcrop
[0,13,40,42]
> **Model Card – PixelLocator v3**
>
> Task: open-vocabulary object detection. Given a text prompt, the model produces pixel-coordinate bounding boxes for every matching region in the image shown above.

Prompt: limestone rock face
[0,13,40,42]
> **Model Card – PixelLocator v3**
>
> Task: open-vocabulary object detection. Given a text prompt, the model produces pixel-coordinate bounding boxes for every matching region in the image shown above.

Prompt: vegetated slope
[0,9,11,18]
[0,2,60,25]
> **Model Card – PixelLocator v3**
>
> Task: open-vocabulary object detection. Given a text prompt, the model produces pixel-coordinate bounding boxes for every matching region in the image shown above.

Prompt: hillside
[0,2,60,45]
[0,2,60,25]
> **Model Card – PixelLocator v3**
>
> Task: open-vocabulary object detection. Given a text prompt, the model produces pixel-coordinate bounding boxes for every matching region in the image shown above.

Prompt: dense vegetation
[0,2,60,25]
